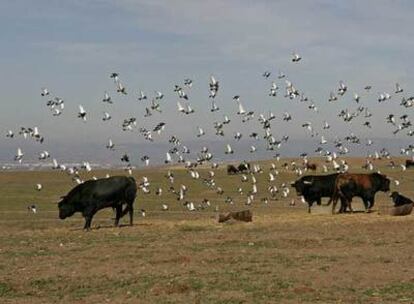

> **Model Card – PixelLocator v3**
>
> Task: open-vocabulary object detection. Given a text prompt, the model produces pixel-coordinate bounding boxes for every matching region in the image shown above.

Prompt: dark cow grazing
[406,159,414,168]
[58,176,137,230]
[291,174,345,213]
[305,163,317,171]
[227,165,239,175]
[238,162,250,173]
[390,191,413,207]
[329,173,390,214]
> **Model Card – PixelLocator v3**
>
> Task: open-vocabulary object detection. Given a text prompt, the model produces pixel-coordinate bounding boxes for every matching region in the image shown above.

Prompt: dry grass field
[1,158,414,303]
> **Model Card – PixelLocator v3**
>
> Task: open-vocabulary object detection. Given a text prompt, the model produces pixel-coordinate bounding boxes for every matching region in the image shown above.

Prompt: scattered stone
[218,209,252,223]
[390,203,413,216]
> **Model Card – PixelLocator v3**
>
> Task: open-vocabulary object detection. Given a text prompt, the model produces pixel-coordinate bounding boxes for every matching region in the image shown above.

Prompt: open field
[1,158,414,303]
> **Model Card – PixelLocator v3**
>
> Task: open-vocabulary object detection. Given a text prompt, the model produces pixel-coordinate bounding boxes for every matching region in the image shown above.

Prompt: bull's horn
[303,180,312,185]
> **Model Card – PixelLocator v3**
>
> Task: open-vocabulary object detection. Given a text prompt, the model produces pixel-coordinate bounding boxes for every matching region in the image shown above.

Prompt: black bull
[58,176,137,230]
[291,174,347,213]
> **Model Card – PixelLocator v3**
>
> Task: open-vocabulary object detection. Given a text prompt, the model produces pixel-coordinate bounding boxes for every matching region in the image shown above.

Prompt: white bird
[27,204,37,213]
[251,184,258,195]
[36,184,42,191]
[116,81,127,95]
[177,101,186,113]
[237,102,246,115]
[78,105,87,121]
[197,127,205,137]
[102,112,111,121]
[52,158,59,169]
[185,201,196,211]
[269,82,278,96]
[395,83,403,94]
[155,91,164,100]
[225,144,233,154]
[82,162,92,172]
[102,91,112,103]
[165,152,172,164]
[338,81,347,95]
[234,132,242,141]
[6,130,14,138]
[39,151,50,160]
[292,52,301,62]
[211,100,219,112]
[353,93,360,103]
[283,112,292,121]
[14,148,23,162]
[138,91,147,101]
[328,92,337,102]
[106,139,115,150]
[40,88,50,96]
[162,204,169,211]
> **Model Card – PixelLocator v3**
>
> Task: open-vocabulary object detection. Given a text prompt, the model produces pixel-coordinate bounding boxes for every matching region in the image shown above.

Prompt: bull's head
[57,195,76,219]
[381,176,391,192]
[389,191,399,199]
[291,178,312,195]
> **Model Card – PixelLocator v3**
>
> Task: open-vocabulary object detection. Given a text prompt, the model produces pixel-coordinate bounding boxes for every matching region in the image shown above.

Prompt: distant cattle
[390,191,413,207]
[329,173,390,214]
[305,163,317,171]
[291,174,346,213]
[406,159,414,168]
[227,165,239,175]
[58,176,137,230]
[238,162,250,173]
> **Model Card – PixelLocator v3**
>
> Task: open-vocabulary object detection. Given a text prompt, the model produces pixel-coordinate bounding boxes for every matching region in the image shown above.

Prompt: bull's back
[303,174,338,197]
[74,176,136,202]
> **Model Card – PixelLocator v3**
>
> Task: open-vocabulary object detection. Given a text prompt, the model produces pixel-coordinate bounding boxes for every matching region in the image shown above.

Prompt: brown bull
[305,163,317,171]
[328,173,390,214]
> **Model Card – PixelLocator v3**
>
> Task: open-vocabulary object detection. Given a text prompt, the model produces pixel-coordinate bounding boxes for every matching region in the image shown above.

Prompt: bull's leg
[128,203,134,226]
[83,205,96,230]
[332,197,338,214]
[119,204,130,217]
[347,199,354,213]
[369,198,375,211]
[84,215,93,230]
[114,205,122,227]
[365,198,374,213]
[338,198,345,213]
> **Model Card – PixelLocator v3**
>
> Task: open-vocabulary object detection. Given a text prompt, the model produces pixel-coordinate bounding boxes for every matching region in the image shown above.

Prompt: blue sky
[1,0,414,159]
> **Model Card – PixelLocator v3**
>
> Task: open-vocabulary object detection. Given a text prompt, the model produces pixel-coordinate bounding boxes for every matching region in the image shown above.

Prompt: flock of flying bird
[4,51,414,215]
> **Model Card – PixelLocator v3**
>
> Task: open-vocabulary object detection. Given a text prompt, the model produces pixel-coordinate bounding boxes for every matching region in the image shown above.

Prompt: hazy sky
[1,0,414,160]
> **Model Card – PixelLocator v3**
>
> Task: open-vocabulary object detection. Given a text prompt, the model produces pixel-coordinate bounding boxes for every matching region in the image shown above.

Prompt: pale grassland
[1,158,414,303]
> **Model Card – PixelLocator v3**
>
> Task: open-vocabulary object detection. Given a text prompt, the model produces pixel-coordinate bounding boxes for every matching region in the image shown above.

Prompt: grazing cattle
[390,191,413,207]
[329,173,390,214]
[406,159,414,168]
[227,165,239,175]
[291,174,345,213]
[58,176,137,230]
[305,163,317,171]
[238,162,250,173]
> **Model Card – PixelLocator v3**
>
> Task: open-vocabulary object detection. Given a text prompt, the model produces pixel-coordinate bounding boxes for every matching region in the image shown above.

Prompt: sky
[1,0,414,163]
